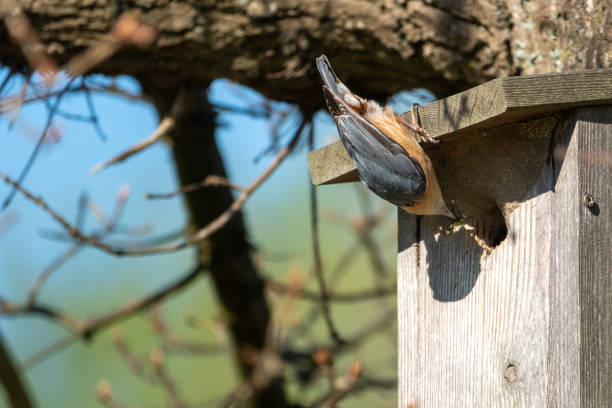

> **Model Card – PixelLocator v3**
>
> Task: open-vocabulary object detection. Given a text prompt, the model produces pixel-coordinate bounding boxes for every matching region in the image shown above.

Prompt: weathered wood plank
[308,69,612,186]
[306,140,359,185]
[413,69,612,139]
[397,106,612,407]
[577,107,612,407]
[397,211,418,408]
[398,162,554,407]
[547,110,580,407]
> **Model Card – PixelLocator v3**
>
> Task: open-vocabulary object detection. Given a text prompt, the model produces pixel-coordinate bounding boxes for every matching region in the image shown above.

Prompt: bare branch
[0,331,34,408]
[82,78,107,141]
[308,122,343,344]
[13,264,205,370]
[308,375,396,408]
[8,73,30,128]
[79,265,205,338]
[90,116,175,174]
[20,334,77,371]
[149,307,226,355]
[0,82,146,115]
[149,348,186,408]
[0,0,57,79]
[2,117,307,256]
[1,77,76,210]
[146,175,245,200]
[27,187,130,306]
[0,69,16,95]
[63,12,156,78]
[265,278,395,303]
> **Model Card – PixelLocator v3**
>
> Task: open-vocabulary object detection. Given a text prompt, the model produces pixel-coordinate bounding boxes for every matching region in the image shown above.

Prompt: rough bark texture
[0,0,609,104]
[0,331,34,408]
[146,86,286,407]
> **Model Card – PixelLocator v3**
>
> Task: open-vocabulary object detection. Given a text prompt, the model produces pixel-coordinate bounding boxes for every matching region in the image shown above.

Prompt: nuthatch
[316,55,455,218]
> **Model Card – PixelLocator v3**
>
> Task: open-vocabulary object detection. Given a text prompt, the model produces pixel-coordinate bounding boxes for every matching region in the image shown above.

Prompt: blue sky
[0,70,433,407]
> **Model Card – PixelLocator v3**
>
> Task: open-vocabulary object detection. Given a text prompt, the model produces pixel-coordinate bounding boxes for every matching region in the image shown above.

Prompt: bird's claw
[402,103,439,144]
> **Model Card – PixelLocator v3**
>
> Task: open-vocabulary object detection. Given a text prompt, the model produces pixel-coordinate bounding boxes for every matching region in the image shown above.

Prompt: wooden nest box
[308,69,612,407]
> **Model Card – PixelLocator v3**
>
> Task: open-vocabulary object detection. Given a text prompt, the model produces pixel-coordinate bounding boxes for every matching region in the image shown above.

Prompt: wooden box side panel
[577,107,612,407]
[398,106,611,407]
[397,146,571,407]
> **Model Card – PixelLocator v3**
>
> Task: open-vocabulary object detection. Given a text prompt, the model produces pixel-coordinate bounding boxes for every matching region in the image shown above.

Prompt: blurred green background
[0,72,432,407]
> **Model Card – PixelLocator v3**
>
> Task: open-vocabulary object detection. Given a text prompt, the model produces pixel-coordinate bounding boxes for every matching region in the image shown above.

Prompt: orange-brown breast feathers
[364,106,449,216]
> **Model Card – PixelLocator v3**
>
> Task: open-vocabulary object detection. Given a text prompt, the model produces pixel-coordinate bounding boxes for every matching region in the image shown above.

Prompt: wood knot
[583,193,600,215]
[503,362,518,383]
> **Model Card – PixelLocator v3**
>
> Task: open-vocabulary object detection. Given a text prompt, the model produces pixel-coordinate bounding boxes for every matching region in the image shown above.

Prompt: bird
[316,55,455,218]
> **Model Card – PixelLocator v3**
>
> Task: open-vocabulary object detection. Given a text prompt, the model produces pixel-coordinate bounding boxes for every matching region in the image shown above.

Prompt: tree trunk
[146,85,286,407]
[1,0,608,103]
[0,331,34,408]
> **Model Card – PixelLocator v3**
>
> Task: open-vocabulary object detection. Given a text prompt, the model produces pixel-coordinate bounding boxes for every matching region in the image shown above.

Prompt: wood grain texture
[308,69,612,186]
[307,140,359,185]
[577,107,612,407]
[397,211,418,408]
[547,111,581,407]
[398,164,553,407]
[397,106,611,407]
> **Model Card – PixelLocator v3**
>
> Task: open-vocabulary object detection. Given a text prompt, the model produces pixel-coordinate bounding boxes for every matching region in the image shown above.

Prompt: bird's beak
[316,55,340,93]
[316,55,353,100]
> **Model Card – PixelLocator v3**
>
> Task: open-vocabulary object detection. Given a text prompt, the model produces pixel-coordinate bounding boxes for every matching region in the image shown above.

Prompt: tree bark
[1,1,608,104]
[0,331,34,408]
[146,85,286,407]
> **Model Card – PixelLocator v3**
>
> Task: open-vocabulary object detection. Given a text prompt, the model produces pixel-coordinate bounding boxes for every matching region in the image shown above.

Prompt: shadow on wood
[308,69,612,248]
[398,106,611,407]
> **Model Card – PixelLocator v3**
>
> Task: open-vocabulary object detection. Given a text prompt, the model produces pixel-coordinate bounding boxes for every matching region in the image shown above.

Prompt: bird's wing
[335,112,426,207]
[316,57,426,206]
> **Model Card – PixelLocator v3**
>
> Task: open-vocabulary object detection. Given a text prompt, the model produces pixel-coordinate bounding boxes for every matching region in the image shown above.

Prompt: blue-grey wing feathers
[317,55,426,207]
[335,113,426,207]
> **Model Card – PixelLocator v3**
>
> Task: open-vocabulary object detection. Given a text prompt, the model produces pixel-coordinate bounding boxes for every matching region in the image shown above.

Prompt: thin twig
[287,207,391,344]
[308,375,396,408]
[27,188,129,305]
[90,116,175,174]
[82,77,107,141]
[149,348,186,408]
[20,333,77,371]
[146,175,244,199]
[0,0,58,79]
[0,82,146,115]
[27,244,82,306]
[111,333,152,381]
[2,77,76,210]
[2,117,307,256]
[265,278,395,303]
[0,69,15,95]
[63,13,156,78]
[150,307,225,355]
[0,83,84,114]
[308,122,343,344]
[16,264,205,370]
[8,73,30,128]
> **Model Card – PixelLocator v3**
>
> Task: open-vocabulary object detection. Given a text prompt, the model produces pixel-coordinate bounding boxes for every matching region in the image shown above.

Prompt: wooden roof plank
[308,68,612,186]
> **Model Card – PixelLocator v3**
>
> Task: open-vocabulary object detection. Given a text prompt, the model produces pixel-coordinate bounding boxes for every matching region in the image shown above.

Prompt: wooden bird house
[307,69,612,407]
